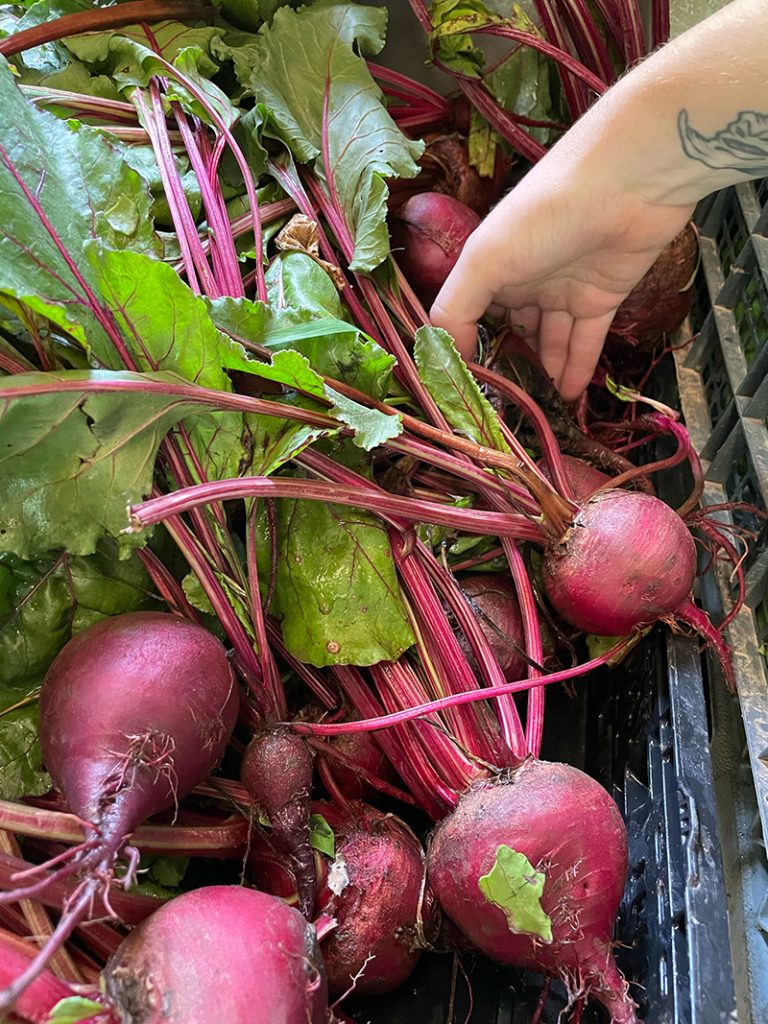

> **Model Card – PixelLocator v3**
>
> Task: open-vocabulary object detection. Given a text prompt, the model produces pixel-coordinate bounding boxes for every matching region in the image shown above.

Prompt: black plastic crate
[673,176,768,1024]
[351,631,736,1024]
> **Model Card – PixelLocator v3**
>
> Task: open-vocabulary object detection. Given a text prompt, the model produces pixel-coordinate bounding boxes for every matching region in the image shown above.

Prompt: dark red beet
[392,192,481,304]
[457,574,527,680]
[608,223,698,351]
[240,728,315,917]
[427,761,638,1023]
[0,612,239,1013]
[315,804,428,997]
[419,133,506,215]
[328,726,398,801]
[103,886,328,1023]
[40,613,238,833]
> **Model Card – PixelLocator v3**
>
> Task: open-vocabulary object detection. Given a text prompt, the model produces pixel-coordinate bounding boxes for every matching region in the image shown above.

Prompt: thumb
[430,277,493,362]
[429,299,479,360]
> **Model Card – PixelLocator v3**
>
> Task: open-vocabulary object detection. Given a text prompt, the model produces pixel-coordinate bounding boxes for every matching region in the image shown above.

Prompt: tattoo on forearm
[678,109,768,176]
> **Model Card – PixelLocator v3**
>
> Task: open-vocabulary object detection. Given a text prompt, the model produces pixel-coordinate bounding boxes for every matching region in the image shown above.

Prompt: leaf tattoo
[678,109,768,176]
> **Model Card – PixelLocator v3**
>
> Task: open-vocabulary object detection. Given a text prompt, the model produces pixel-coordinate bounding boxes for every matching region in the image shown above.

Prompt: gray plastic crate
[673,177,768,1024]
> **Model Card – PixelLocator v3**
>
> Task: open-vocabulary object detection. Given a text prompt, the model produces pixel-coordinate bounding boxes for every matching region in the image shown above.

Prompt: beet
[419,133,505,215]
[328,725,398,801]
[608,223,698,351]
[0,612,239,1012]
[538,454,612,501]
[542,489,696,636]
[40,612,238,832]
[457,574,527,680]
[315,804,428,996]
[240,728,315,916]
[392,192,481,304]
[103,886,328,1023]
[427,760,638,1023]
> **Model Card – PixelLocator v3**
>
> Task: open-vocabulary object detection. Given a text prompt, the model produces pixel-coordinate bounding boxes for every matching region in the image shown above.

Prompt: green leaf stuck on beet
[478,844,553,942]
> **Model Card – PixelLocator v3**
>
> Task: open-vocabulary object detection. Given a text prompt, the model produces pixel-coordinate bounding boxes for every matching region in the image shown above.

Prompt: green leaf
[208,295,398,436]
[221,2,422,271]
[64,21,225,72]
[430,0,503,37]
[89,248,245,388]
[0,370,200,558]
[9,0,92,76]
[413,326,509,452]
[468,107,497,177]
[0,59,161,347]
[89,247,249,479]
[0,545,154,691]
[149,854,190,889]
[326,387,401,451]
[0,703,50,801]
[181,572,216,616]
[247,413,333,476]
[266,252,343,318]
[586,630,645,665]
[46,996,106,1023]
[259,498,414,666]
[485,27,557,147]
[478,845,553,942]
[310,813,335,858]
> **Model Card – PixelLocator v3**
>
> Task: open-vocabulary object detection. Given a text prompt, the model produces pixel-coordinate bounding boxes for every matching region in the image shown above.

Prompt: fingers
[557,311,616,401]
[531,309,616,402]
[536,310,575,391]
[430,243,495,361]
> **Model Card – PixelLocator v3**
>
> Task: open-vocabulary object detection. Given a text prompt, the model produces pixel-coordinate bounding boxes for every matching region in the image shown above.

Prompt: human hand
[430,146,695,401]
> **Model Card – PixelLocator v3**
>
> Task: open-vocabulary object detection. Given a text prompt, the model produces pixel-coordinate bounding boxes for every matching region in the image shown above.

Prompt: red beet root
[0,612,239,1013]
[315,804,428,996]
[241,728,315,917]
[393,192,480,303]
[541,489,735,684]
[103,886,328,1023]
[609,223,698,351]
[427,761,638,1023]
[328,722,399,801]
[457,574,527,680]
[542,489,696,636]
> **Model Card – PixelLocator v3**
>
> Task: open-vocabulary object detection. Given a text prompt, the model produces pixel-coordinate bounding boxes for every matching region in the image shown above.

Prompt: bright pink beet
[0,612,239,1014]
[457,574,527,680]
[393,192,480,302]
[103,886,328,1023]
[427,760,638,1023]
[315,804,428,996]
[542,489,696,636]
[241,728,315,917]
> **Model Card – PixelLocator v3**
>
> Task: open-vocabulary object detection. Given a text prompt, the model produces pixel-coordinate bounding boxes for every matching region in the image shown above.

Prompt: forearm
[556,0,768,207]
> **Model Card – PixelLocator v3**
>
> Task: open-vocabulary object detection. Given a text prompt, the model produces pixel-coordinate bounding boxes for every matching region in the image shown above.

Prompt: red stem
[0,1,213,56]
[129,476,543,540]
[332,666,449,819]
[0,928,84,1024]
[293,637,633,734]
[674,597,735,690]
